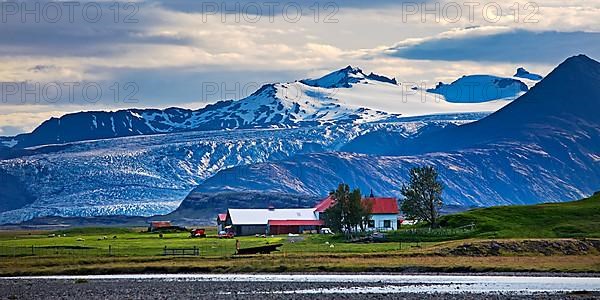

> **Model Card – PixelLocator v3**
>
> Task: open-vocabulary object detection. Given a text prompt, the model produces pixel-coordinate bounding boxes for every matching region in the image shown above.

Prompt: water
[4,274,599,295]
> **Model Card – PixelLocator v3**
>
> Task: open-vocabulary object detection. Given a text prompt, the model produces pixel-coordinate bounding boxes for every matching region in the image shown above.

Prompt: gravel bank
[1,278,599,300]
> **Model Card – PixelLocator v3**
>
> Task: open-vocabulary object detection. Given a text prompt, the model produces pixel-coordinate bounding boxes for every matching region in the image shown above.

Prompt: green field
[0,227,424,258]
[0,193,599,276]
[439,192,600,238]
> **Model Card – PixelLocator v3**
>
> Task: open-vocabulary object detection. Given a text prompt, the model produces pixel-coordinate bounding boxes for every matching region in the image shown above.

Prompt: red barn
[149,221,172,232]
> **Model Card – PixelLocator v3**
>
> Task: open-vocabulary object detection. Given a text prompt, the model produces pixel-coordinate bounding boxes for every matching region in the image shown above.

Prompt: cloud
[154,0,421,14]
[0,1,599,135]
[0,105,85,136]
[386,29,600,63]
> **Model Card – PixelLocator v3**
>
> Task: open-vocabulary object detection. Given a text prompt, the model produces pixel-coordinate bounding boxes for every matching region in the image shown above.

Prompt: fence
[391,224,477,242]
[0,244,236,258]
[163,246,200,256]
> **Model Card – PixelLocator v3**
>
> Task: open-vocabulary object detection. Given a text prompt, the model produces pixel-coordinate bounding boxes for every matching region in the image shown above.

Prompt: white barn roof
[227,208,318,225]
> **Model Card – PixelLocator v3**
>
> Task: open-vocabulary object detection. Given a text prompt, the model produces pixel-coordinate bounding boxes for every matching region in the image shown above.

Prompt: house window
[368,220,375,228]
[383,220,391,228]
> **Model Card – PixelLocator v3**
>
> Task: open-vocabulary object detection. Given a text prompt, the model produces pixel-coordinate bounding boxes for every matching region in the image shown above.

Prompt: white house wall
[368,214,398,231]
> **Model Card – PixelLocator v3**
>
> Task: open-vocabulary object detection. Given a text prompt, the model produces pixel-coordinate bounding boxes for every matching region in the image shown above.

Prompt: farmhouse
[363,197,399,231]
[220,195,399,236]
[314,195,399,231]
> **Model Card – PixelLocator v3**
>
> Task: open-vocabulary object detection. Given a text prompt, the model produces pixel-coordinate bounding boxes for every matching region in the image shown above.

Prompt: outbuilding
[148,221,172,232]
[224,207,322,236]
[216,213,227,232]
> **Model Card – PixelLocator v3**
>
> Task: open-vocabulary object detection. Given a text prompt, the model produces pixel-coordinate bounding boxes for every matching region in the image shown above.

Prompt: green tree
[324,183,371,238]
[400,166,444,227]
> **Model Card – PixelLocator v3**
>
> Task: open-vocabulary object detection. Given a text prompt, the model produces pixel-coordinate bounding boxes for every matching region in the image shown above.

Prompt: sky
[1,0,599,136]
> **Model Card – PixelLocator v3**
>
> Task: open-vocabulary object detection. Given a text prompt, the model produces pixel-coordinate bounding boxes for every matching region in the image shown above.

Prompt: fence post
[164,246,167,256]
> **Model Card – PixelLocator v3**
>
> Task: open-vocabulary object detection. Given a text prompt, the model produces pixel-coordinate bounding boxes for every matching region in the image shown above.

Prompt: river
[2,274,599,299]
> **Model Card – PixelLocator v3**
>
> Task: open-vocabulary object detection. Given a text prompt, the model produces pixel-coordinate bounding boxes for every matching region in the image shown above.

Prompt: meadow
[0,193,599,276]
[0,226,431,258]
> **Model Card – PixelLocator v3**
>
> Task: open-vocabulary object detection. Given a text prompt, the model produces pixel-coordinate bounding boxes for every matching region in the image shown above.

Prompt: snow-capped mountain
[514,67,544,81]
[184,55,600,209]
[427,75,528,103]
[300,65,397,88]
[0,64,552,223]
[1,66,523,150]
[0,116,480,224]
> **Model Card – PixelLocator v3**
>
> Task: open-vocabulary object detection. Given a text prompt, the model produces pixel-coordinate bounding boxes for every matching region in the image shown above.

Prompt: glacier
[0,116,479,224]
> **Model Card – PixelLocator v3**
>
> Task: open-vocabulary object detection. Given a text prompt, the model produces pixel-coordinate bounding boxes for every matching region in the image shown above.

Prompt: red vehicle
[190,228,206,238]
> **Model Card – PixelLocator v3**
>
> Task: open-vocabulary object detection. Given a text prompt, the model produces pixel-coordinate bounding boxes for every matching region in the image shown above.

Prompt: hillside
[440,192,600,238]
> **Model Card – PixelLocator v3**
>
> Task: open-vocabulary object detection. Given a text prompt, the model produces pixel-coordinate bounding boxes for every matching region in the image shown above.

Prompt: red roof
[363,197,399,214]
[268,220,325,226]
[314,196,335,212]
[315,196,399,214]
[217,213,227,222]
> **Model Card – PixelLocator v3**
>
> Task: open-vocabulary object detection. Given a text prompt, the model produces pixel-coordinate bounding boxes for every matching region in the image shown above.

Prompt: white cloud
[0,1,598,135]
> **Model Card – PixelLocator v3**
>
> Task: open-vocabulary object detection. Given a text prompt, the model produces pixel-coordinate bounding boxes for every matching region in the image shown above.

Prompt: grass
[0,226,429,258]
[0,228,285,257]
[438,192,600,238]
[1,194,599,276]
[1,251,599,276]
[53,227,136,235]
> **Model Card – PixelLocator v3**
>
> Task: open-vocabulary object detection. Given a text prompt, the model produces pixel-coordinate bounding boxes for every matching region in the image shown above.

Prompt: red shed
[268,219,324,235]
[149,221,172,232]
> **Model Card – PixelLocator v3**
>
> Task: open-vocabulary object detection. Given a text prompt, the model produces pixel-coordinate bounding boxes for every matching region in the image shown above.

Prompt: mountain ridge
[1,66,526,150]
[369,54,600,156]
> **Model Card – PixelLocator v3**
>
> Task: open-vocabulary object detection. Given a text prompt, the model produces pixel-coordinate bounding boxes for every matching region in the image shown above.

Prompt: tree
[324,183,371,238]
[400,166,444,227]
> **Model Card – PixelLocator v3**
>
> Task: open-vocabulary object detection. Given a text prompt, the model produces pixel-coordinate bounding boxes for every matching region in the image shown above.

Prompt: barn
[224,207,323,236]
[148,221,172,232]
